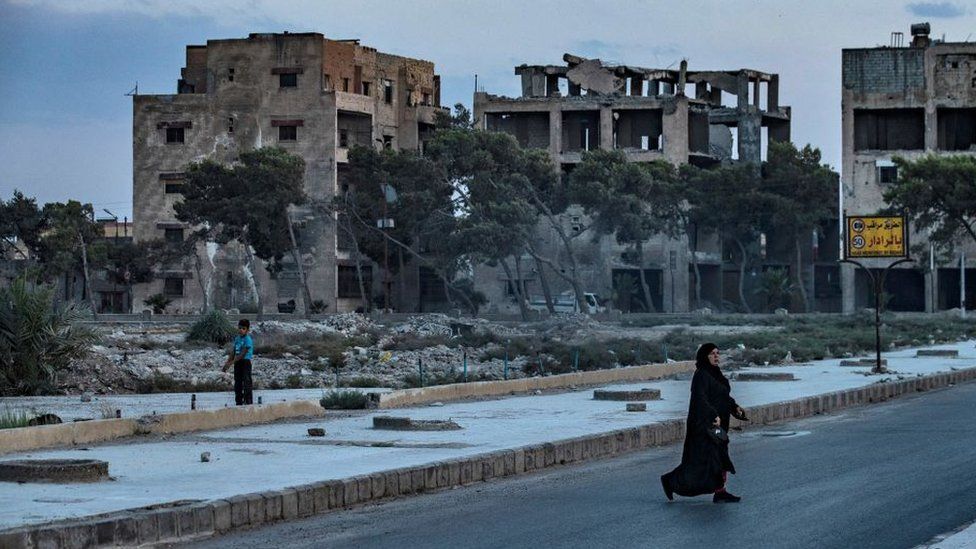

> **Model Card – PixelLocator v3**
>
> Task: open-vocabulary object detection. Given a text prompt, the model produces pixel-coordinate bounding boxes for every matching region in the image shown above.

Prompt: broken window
[876,160,898,184]
[342,78,350,92]
[853,109,924,151]
[323,73,332,90]
[382,135,393,149]
[362,81,371,96]
[937,108,976,151]
[486,112,549,149]
[279,73,298,88]
[164,182,183,194]
[228,117,234,134]
[383,80,394,104]
[338,265,371,298]
[614,109,663,150]
[279,125,297,141]
[166,127,185,144]
[163,277,184,297]
[164,228,184,244]
[562,111,600,152]
[422,92,431,106]
[228,68,234,82]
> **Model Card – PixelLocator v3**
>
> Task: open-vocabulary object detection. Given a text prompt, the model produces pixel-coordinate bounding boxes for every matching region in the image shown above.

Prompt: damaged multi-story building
[841,23,976,313]
[132,32,443,314]
[473,54,794,313]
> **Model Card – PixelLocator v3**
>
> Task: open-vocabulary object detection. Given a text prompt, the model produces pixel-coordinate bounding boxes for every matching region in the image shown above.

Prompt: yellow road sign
[845,215,908,258]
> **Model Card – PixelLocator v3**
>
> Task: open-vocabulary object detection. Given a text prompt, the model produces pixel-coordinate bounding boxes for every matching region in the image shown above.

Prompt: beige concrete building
[473,54,791,314]
[133,32,442,314]
[841,23,976,313]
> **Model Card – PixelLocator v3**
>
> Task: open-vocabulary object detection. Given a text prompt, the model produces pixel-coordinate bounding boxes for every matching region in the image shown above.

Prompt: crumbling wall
[853,108,925,150]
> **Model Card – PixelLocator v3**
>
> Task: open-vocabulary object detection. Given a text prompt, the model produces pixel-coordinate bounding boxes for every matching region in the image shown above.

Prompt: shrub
[285,373,303,389]
[143,293,172,314]
[320,389,369,409]
[0,407,34,430]
[0,278,99,396]
[187,310,236,345]
[382,333,451,351]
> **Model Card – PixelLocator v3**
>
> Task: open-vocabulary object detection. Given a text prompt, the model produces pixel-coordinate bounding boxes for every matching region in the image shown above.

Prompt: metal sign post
[840,215,913,374]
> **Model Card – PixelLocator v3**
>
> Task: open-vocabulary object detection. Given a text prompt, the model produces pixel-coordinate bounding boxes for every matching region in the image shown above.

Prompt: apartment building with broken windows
[473,54,793,313]
[132,32,442,313]
[841,23,976,313]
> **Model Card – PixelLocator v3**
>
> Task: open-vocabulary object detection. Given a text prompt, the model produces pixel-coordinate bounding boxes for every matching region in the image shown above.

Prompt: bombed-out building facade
[132,32,443,314]
[473,54,796,314]
[841,24,976,313]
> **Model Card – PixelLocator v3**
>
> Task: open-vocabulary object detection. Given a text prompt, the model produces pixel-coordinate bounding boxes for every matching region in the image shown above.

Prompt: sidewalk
[2,340,975,534]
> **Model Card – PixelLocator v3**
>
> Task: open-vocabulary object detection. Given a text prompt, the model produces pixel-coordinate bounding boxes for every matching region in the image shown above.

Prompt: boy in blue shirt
[222,319,254,405]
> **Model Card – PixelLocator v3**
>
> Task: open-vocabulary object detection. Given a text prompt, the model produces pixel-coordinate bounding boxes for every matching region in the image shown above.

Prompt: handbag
[706,425,729,444]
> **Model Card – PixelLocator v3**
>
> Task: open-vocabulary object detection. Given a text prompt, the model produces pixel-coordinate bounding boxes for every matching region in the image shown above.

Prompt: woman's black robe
[663,365,738,497]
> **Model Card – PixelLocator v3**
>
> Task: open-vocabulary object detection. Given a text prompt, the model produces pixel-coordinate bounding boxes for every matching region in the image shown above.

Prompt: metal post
[874,273,882,373]
[573,348,579,372]
[663,344,668,362]
[636,343,642,364]
[383,198,390,311]
[961,252,967,318]
[191,393,196,410]
[538,355,544,376]
[462,351,468,382]
[418,357,424,387]
[504,350,509,380]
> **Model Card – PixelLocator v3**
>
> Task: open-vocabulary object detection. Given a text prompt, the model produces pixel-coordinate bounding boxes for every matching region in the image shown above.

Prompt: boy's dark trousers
[233,359,253,405]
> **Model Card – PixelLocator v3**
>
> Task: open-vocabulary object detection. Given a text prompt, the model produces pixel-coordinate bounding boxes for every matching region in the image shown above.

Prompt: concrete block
[194,503,216,534]
[343,478,359,506]
[247,494,266,525]
[626,403,647,412]
[94,519,117,545]
[397,469,413,495]
[917,349,957,357]
[312,482,331,514]
[280,489,299,520]
[410,468,425,493]
[115,516,140,545]
[425,465,439,490]
[436,462,451,487]
[157,510,179,541]
[544,443,556,466]
[263,491,283,522]
[61,523,95,549]
[384,470,400,497]
[294,485,314,517]
[448,460,461,486]
[481,457,495,480]
[176,507,195,537]
[357,476,371,502]
[34,528,61,549]
[228,495,249,528]
[0,529,31,549]
[460,460,474,484]
[328,480,345,509]
[513,449,526,473]
[502,452,516,476]
[371,473,387,499]
[134,513,159,544]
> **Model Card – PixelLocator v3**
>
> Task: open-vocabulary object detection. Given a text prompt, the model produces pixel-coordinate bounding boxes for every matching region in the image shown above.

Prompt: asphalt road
[181,382,976,549]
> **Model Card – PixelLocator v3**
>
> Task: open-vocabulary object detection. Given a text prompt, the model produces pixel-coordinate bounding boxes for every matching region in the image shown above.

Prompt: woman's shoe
[660,475,674,501]
[713,490,741,503]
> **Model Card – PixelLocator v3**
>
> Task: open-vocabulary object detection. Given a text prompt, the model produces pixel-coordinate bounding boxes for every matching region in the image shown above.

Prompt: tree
[683,164,771,313]
[176,147,308,315]
[883,155,976,253]
[761,142,838,312]
[37,201,101,316]
[0,277,99,395]
[0,191,44,261]
[569,150,684,313]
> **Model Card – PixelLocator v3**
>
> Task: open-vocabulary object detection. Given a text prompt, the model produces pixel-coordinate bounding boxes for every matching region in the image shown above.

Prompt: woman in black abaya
[661,343,748,503]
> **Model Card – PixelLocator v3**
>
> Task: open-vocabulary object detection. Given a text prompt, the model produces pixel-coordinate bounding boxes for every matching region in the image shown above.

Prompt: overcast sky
[1,0,974,220]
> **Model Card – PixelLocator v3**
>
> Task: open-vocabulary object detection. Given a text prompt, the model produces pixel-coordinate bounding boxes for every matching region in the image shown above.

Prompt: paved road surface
[181,382,976,549]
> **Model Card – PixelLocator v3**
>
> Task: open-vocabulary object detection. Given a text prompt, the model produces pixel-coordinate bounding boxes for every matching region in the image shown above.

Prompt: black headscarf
[696,342,730,389]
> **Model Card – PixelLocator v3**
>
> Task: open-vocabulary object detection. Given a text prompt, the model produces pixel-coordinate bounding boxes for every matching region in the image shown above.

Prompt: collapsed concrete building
[841,23,976,313]
[473,54,793,313]
[132,32,443,314]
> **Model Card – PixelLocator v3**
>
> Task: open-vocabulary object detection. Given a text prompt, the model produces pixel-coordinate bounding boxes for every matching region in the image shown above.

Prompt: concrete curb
[373,361,695,408]
[0,401,325,456]
[4,366,975,548]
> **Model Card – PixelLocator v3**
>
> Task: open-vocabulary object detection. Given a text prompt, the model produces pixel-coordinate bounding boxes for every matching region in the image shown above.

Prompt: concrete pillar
[599,108,614,150]
[568,82,582,96]
[925,268,937,312]
[709,87,722,106]
[520,73,534,98]
[662,97,689,165]
[737,112,763,166]
[630,77,644,96]
[695,82,709,101]
[546,75,560,97]
[753,78,761,107]
[841,263,856,313]
[531,74,546,98]
[768,75,779,111]
[549,107,562,158]
[736,72,749,110]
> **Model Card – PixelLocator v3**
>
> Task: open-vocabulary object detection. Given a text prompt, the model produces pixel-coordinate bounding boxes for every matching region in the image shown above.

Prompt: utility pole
[961,252,966,318]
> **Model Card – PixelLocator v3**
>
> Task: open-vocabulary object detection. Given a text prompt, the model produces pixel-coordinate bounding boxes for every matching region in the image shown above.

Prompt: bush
[0,278,99,396]
[0,407,35,430]
[143,293,172,314]
[320,389,369,409]
[187,310,236,345]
